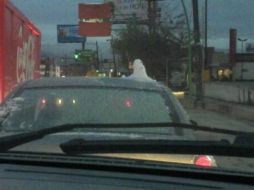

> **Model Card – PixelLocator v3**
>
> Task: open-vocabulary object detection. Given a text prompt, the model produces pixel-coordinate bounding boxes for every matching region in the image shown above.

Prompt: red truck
[0,0,41,102]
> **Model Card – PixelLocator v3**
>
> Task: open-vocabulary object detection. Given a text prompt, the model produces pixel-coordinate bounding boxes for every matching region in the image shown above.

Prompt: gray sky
[203,0,254,50]
[11,0,254,57]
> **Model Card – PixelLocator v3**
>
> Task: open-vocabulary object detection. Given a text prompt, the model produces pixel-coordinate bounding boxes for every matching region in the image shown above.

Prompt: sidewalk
[203,82,254,106]
[180,95,254,123]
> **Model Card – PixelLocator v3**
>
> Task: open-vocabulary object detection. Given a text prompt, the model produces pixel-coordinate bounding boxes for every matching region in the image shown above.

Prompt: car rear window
[1,87,180,130]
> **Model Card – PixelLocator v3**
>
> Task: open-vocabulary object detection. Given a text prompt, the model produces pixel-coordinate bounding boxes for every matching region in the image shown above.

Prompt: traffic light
[74,51,80,60]
[74,54,79,59]
[74,49,96,63]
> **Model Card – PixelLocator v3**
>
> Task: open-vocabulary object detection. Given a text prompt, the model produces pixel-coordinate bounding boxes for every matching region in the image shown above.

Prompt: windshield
[0,0,254,176]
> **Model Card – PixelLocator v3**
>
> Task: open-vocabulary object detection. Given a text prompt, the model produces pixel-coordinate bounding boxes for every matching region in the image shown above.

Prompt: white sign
[105,0,148,20]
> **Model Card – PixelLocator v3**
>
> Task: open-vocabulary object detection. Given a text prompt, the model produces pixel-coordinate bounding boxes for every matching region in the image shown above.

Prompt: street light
[238,38,248,53]
[237,38,248,80]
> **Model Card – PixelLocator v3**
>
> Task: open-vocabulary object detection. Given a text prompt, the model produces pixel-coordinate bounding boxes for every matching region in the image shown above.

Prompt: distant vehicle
[169,71,187,91]
[0,0,41,102]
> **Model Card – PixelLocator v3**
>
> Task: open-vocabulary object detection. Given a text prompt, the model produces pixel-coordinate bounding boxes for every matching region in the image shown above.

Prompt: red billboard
[79,3,112,36]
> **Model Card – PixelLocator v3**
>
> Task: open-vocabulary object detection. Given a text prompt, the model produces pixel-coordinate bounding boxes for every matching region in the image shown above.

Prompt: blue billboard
[57,25,86,43]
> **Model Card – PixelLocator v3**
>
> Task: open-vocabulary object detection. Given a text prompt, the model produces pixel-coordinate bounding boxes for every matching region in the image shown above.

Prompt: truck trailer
[0,0,41,102]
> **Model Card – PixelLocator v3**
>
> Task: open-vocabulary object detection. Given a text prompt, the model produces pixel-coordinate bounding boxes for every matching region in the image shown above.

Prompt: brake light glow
[124,99,133,108]
[40,98,47,105]
[194,155,213,167]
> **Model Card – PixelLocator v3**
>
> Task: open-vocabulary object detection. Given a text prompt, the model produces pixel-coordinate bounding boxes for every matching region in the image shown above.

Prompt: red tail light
[194,155,213,167]
[40,98,47,105]
[124,99,133,108]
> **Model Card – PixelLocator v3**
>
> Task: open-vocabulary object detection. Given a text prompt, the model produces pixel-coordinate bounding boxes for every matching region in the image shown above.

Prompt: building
[234,53,254,80]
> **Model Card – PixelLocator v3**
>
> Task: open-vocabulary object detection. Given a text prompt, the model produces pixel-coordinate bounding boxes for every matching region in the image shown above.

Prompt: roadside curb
[180,95,254,123]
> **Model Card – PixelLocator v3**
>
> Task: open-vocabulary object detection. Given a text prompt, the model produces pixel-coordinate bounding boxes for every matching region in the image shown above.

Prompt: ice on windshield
[0,97,24,119]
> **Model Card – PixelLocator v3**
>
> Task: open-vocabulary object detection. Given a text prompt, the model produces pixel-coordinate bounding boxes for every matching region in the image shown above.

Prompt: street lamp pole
[204,0,208,69]
[238,38,247,53]
[237,38,247,80]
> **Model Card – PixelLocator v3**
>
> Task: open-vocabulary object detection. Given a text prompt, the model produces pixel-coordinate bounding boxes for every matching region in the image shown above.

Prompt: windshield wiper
[59,138,254,158]
[0,123,253,153]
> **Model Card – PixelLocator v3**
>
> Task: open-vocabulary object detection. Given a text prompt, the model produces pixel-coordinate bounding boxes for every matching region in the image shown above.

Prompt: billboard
[57,25,87,43]
[79,3,112,36]
[105,0,148,20]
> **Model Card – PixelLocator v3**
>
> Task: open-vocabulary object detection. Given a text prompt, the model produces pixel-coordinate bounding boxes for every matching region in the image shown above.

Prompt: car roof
[23,77,167,91]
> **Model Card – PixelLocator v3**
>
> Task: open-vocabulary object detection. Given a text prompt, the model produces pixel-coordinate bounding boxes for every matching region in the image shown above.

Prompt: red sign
[79,22,111,37]
[79,3,112,19]
[79,3,112,36]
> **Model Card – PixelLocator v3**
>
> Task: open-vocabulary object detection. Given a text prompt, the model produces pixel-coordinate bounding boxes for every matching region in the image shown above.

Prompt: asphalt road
[187,108,254,132]
[187,108,254,173]
[187,108,254,142]
[211,81,254,90]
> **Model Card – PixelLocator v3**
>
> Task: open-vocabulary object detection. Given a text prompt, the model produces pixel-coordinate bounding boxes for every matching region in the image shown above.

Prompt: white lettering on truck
[16,27,36,83]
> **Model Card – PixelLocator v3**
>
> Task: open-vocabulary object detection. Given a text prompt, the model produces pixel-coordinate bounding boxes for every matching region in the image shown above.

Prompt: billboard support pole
[82,42,85,50]
[96,41,100,69]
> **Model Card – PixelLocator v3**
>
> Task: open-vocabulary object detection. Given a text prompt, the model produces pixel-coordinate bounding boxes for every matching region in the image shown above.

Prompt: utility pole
[148,0,155,34]
[96,41,100,69]
[204,0,208,69]
[238,38,247,53]
[111,37,117,77]
[113,47,117,77]
[192,0,204,107]
[147,0,152,34]
[192,0,201,43]
[147,0,160,34]
[181,0,193,95]
[81,41,85,50]
[238,37,247,80]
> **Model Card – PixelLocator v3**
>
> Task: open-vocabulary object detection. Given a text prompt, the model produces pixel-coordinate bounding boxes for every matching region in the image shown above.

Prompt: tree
[112,13,188,79]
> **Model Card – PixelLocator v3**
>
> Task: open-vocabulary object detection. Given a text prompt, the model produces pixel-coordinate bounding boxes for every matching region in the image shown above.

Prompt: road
[187,108,254,172]
[187,108,254,132]
[187,108,254,141]
[211,81,254,90]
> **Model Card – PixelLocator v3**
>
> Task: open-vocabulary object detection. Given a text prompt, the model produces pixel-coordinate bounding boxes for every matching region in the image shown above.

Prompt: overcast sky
[11,0,254,58]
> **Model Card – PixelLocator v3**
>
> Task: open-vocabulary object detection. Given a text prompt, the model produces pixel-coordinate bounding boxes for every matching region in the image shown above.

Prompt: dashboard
[1,163,253,190]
